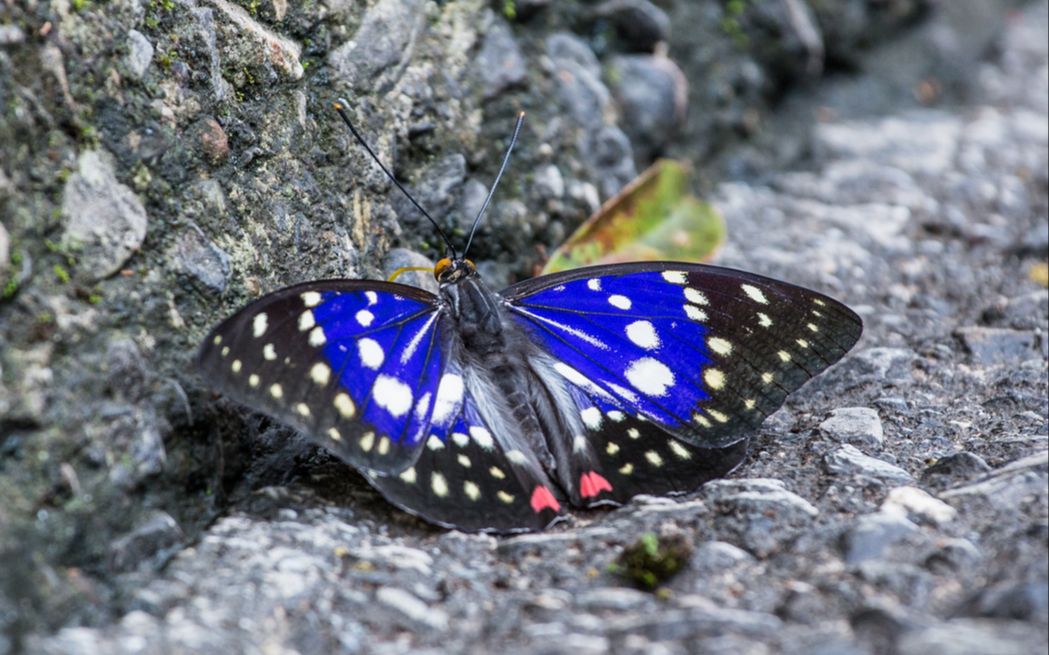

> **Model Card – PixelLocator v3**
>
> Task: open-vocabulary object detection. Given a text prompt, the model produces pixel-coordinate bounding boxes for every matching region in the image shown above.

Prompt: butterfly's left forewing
[501,262,862,451]
[197,280,449,474]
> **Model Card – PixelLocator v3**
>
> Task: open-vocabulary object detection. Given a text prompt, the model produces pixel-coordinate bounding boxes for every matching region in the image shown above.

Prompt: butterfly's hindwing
[363,372,566,533]
[502,262,862,450]
[196,280,446,474]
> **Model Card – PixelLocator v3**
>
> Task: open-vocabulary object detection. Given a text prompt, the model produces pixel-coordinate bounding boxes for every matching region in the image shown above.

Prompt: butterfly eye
[434,258,453,280]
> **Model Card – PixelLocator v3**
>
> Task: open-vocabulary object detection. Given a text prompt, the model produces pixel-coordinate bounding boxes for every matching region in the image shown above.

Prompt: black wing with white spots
[197,280,447,474]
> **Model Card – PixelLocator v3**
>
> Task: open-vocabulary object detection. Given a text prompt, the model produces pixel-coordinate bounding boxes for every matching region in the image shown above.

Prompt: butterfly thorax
[440,273,509,357]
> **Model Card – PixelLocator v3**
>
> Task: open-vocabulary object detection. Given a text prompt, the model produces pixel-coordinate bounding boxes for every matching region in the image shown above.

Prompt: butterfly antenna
[462,111,525,259]
[333,98,458,258]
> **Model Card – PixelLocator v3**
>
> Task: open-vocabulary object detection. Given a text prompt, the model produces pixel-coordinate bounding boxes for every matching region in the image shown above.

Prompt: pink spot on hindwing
[579,471,613,498]
[530,485,561,513]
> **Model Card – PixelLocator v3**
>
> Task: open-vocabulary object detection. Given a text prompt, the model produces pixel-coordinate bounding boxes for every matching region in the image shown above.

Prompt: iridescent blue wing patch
[363,370,566,533]
[501,262,863,450]
[197,280,447,474]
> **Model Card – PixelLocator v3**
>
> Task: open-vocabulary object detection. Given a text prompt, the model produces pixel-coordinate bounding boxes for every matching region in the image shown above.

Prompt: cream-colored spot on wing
[668,440,692,460]
[310,362,331,386]
[269,383,283,400]
[252,313,268,338]
[334,392,356,418]
[359,432,375,452]
[300,291,322,307]
[295,402,311,417]
[685,305,708,322]
[619,463,634,475]
[263,343,277,361]
[757,312,773,328]
[708,409,730,423]
[431,472,449,497]
[399,466,416,484]
[248,374,260,388]
[704,368,726,390]
[457,454,471,468]
[464,480,481,501]
[497,490,515,504]
[308,326,326,347]
[777,350,792,363]
[645,451,664,467]
[377,436,390,455]
[489,466,506,480]
[298,310,316,331]
[708,337,733,356]
[231,359,242,373]
[606,442,620,455]
[328,427,342,442]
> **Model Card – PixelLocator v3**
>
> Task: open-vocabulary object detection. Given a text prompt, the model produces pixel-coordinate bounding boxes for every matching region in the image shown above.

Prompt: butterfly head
[435,257,477,284]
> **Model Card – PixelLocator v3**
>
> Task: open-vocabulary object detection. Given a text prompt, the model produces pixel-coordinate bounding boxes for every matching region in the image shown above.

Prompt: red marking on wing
[580,471,613,498]
[530,485,561,513]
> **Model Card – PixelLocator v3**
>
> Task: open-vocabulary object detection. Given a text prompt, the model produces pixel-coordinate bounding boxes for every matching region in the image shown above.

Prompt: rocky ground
[1,1,1047,654]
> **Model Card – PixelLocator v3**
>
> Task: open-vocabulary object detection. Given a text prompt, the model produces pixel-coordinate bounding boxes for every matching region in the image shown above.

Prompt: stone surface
[820,407,885,448]
[824,445,914,484]
[125,29,153,80]
[60,149,149,279]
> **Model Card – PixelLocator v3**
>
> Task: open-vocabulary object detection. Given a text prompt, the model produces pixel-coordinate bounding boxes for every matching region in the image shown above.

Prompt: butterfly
[196,101,863,533]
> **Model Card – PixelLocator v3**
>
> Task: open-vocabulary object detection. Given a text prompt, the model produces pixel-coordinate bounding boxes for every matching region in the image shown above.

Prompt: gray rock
[843,512,921,564]
[880,486,957,526]
[169,223,232,293]
[376,587,449,632]
[820,407,885,448]
[941,451,1049,510]
[0,220,8,271]
[921,452,992,485]
[474,16,525,98]
[612,605,783,641]
[110,511,184,571]
[704,478,819,557]
[546,33,611,129]
[393,152,466,234]
[586,124,638,200]
[61,149,149,279]
[207,0,303,81]
[956,326,1040,365]
[576,587,652,611]
[125,29,153,80]
[693,540,756,571]
[329,0,423,90]
[532,164,565,200]
[824,445,913,483]
[898,618,1044,655]
[592,0,670,52]
[0,24,25,44]
[833,347,917,387]
[924,537,982,573]
[607,54,687,160]
[981,291,1049,330]
[958,580,1049,622]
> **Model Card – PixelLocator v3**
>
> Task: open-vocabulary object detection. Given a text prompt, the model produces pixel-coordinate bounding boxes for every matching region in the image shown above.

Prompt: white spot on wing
[356,309,374,327]
[252,313,268,338]
[587,278,601,291]
[359,432,375,452]
[668,440,692,460]
[572,434,588,453]
[741,284,769,304]
[624,357,675,397]
[645,451,664,467]
[580,407,602,430]
[708,337,733,356]
[269,383,283,400]
[662,270,687,285]
[505,450,527,465]
[357,338,385,369]
[309,327,326,347]
[607,410,625,423]
[399,466,416,483]
[469,426,495,450]
[685,305,708,322]
[625,320,660,349]
[310,362,331,386]
[431,374,464,424]
[298,310,316,331]
[452,432,469,448]
[301,291,322,307]
[365,291,378,305]
[464,480,480,500]
[373,375,412,417]
[757,312,773,328]
[684,287,709,305]
[427,435,444,450]
[608,294,632,310]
